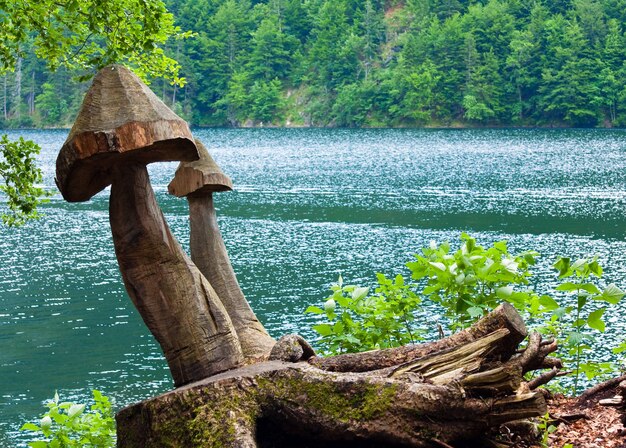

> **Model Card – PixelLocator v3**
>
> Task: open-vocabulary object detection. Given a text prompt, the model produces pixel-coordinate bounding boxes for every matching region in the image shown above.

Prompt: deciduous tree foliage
[0,0,187,225]
[0,135,47,226]
[0,0,187,82]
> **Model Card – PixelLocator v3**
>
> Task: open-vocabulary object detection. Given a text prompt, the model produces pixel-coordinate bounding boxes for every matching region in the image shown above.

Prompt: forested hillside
[2,0,626,128]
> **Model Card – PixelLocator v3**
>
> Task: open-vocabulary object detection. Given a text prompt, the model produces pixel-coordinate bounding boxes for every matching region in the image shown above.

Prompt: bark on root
[117,304,560,447]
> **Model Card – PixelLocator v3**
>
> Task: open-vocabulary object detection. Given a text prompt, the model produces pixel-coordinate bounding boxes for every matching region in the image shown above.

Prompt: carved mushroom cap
[168,139,233,197]
[56,65,198,202]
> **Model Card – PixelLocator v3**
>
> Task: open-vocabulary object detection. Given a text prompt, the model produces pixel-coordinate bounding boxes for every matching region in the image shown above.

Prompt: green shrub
[306,233,625,394]
[406,233,541,329]
[306,273,424,355]
[21,390,115,448]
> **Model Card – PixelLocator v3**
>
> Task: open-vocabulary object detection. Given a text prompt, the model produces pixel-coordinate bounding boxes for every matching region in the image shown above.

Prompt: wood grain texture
[168,140,233,197]
[56,65,197,202]
[116,306,552,448]
[188,195,275,362]
[169,139,275,362]
[109,164,244,386]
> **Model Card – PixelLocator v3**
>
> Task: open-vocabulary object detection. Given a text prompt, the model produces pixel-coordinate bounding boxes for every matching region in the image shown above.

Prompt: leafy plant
[406,233,541,328]
[306,273,424,355]
[0,135,51,226]
[408,240,625,392]
[611,340,626,370]
[21,390,115,448]
[546,256,624,394]
[306,234,625,395]
[536,412,558,448]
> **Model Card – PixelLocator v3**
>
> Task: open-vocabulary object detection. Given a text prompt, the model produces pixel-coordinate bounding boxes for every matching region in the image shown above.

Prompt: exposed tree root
[117,304,561,447]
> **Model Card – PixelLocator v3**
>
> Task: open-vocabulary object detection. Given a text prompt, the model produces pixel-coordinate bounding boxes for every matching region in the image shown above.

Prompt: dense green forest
[2,0,626,128]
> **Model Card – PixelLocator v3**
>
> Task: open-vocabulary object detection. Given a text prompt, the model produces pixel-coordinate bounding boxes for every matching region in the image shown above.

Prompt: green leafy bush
[406,233,541,328]
[306,233,625,393]
[540,256,624,394]
[306,273,424,355]
[21,390,115,448]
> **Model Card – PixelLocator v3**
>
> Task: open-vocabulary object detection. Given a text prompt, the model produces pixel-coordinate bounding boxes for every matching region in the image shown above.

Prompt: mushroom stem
[109,164,244,386]
[188,194,275,362]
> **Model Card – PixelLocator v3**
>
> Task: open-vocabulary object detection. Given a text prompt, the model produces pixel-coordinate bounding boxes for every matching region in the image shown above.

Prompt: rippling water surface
[1,128,626,445]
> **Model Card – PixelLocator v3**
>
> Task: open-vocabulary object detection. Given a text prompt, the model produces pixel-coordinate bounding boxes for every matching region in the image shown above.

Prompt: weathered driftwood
[55,65,245,387]
[117,304,558,447]
[169,140,276,362]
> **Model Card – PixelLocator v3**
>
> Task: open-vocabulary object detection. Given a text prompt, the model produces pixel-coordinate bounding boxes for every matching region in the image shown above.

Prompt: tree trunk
[188,194,275,362]
[109,164,244,386]
[3,75,7,120]
[171,42,181,107]
[29,71,35,116]
[117,304,557,447]
[13,57,21,120]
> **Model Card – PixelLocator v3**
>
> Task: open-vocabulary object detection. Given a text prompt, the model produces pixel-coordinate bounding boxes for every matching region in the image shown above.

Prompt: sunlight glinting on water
[1,128,626,445]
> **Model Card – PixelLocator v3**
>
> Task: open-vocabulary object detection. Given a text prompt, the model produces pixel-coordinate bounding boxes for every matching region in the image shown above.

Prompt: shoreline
[1,123,625,131]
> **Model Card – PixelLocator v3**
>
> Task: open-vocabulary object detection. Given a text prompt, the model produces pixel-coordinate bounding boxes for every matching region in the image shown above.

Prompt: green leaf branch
[0,0,191,85]
[20,390,115,448]
[0,135,51,226]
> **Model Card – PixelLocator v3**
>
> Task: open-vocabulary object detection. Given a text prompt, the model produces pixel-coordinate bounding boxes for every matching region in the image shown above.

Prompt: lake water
[2,128,626,445]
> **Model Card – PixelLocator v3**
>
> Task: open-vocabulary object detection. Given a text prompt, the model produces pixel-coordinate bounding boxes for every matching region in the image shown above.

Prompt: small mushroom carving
[55,65,244,387]
[168,139,276,362]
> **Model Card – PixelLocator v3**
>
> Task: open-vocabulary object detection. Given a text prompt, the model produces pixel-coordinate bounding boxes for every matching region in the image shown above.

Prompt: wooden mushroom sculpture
[56,65,244,387]
[168,139,275,362]
[56,66,563,448]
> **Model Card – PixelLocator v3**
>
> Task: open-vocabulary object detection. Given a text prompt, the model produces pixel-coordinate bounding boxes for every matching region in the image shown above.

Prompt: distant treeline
[3,0,626,128]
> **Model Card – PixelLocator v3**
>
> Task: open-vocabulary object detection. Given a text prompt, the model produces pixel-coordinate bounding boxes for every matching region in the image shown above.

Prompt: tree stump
[117,304,558,447]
